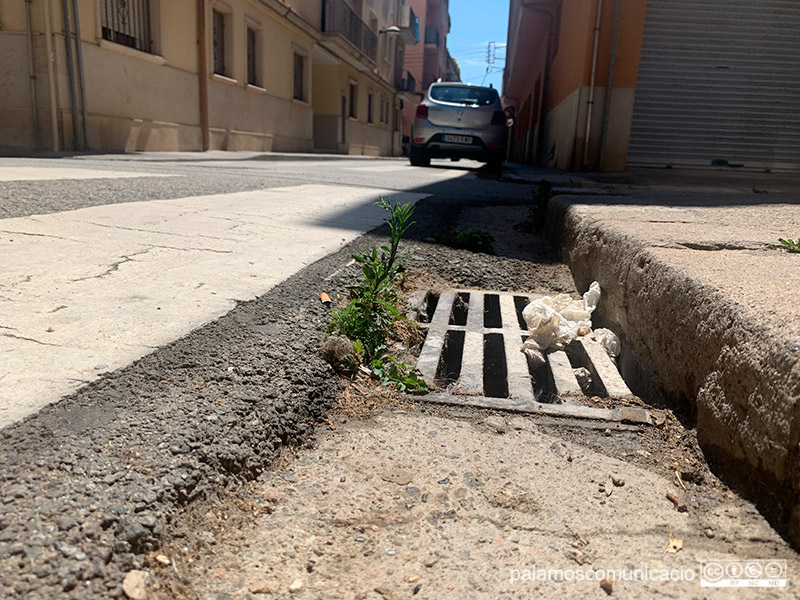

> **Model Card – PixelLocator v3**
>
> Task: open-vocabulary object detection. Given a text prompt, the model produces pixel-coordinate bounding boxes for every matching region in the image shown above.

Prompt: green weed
[515,179,552,233]
[436,227,495,254]
[327,198,428,393]
[772,238,800,253]
[370,355,428,393]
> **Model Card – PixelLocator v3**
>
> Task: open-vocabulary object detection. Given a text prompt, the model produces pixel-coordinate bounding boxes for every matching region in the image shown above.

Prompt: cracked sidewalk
[0,184,427,428]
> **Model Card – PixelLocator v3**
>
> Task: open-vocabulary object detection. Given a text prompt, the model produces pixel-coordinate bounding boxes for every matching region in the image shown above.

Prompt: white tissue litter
[520,282,602,366]
[592,328,621,361]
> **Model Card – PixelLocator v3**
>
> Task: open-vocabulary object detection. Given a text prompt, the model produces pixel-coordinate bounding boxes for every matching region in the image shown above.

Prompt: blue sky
[447,1,509,92]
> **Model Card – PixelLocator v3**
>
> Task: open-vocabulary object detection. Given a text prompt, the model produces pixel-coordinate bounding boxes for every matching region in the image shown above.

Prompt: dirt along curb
[548,194,800,548]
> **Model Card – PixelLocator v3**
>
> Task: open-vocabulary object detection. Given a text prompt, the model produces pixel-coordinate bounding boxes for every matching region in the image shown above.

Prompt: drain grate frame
[412,289,653,425]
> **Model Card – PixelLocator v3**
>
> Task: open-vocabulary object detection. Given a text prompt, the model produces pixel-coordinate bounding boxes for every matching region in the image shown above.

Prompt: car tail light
[491,110,505,126]
[416,104,429,119]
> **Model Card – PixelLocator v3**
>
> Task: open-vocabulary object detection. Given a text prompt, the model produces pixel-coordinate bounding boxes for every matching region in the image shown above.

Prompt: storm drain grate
[412,290,653,425]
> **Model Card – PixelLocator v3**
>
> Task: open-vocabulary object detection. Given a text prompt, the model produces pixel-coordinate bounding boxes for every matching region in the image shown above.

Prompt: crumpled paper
[520,282,601,366]
[592,327,621,361]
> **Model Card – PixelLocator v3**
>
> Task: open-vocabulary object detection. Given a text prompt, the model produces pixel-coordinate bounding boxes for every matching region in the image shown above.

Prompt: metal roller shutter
[628,0,800,172]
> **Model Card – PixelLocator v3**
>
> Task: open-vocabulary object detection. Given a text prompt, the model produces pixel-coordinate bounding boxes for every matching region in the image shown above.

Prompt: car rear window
[429,85,498,106]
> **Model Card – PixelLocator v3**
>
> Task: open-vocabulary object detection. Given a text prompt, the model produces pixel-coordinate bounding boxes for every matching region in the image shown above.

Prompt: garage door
[628,0,800,172]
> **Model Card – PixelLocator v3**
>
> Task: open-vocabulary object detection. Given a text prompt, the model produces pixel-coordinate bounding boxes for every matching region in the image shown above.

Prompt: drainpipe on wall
[71,0,89,149]
[43,0,59,151]
[24,0,40,149]
[61,0,79,149]
[581,0,603,170]
[521,2,555,166]
[197,0,210,151]
[599,0,621,171]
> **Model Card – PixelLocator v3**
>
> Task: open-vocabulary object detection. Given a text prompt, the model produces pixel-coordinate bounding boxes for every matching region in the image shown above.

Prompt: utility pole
[482,41,496,85]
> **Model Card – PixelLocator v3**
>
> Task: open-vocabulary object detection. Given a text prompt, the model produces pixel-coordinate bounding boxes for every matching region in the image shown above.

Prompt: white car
[410,82,509,168]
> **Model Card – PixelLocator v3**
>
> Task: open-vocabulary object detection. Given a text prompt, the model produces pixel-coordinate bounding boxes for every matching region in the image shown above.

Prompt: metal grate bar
[456,291,485,395]
[413,289,652,424]
[499,294,534,401]
[580,338,637,399]
[548,351,582,398]
[416,292,454,380]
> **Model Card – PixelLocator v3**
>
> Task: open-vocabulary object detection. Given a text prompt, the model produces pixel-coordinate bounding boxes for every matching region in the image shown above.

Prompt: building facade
[399,0,450,143]
[0,0,417,155]
[504,0,800,172]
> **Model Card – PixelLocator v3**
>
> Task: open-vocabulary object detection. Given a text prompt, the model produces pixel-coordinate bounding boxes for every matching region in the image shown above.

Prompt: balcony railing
[424,26,440,46]
[322,0,377,63]
[398,5,420,44]
[395,70,416,94]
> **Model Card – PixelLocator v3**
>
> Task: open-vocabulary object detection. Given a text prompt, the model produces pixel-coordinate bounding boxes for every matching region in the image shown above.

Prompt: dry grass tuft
[333,375,413,419]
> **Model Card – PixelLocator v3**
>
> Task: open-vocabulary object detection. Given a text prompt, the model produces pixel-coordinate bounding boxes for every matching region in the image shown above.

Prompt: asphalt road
[0,156,522,219]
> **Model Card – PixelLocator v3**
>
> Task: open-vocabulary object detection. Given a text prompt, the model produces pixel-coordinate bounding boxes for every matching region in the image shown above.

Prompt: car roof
[429,82,492,90]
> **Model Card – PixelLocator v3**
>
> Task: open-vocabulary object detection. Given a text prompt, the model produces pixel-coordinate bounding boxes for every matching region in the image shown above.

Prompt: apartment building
[400,0,450,143]
[313,0,419,155]
[504,0,800,172]
[0,0,418,155]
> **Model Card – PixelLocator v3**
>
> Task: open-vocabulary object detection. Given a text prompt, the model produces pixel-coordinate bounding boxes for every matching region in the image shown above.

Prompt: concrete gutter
[547,192,800,547]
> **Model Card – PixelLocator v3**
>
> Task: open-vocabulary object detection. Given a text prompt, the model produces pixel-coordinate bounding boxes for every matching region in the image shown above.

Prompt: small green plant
[515,179,552,233]
[329,198,415,360]
[772,238,800,253]
[752,187,769,194]
[327,198,428,394]
[370,355,428,393]
[436,227,495,254]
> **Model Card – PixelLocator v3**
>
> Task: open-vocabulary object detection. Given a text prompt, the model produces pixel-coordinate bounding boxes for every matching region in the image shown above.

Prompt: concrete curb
[548,195,800,548]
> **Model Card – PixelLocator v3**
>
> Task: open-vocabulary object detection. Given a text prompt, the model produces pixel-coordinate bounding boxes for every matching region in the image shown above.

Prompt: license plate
[443,135,472,144]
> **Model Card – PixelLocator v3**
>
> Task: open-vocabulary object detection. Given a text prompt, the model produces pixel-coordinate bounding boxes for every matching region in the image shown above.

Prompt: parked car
[409,82,508,168]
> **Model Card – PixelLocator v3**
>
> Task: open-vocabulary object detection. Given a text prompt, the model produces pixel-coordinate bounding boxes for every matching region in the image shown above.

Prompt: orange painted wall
[545,1,594,112]
[504,0,648,169]
[545,0,647,110]
[594,0,647,89]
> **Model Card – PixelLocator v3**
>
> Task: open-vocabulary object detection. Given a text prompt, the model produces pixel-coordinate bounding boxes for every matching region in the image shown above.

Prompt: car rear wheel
[486,153,504,171]
[409,146,430,167]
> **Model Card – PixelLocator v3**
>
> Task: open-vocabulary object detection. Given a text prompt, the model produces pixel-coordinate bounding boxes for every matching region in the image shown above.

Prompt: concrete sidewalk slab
[0,184,427,428]
[548,192,800,546]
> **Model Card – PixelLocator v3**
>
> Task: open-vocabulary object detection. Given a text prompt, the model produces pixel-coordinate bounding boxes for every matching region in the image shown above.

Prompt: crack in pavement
[70,250,150,282]
[148,243,233,254]
[71,242,234,283]
[677,241,764,252]
[1,332,60,347]
[0,229,78,242]
[83,220,232,242]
